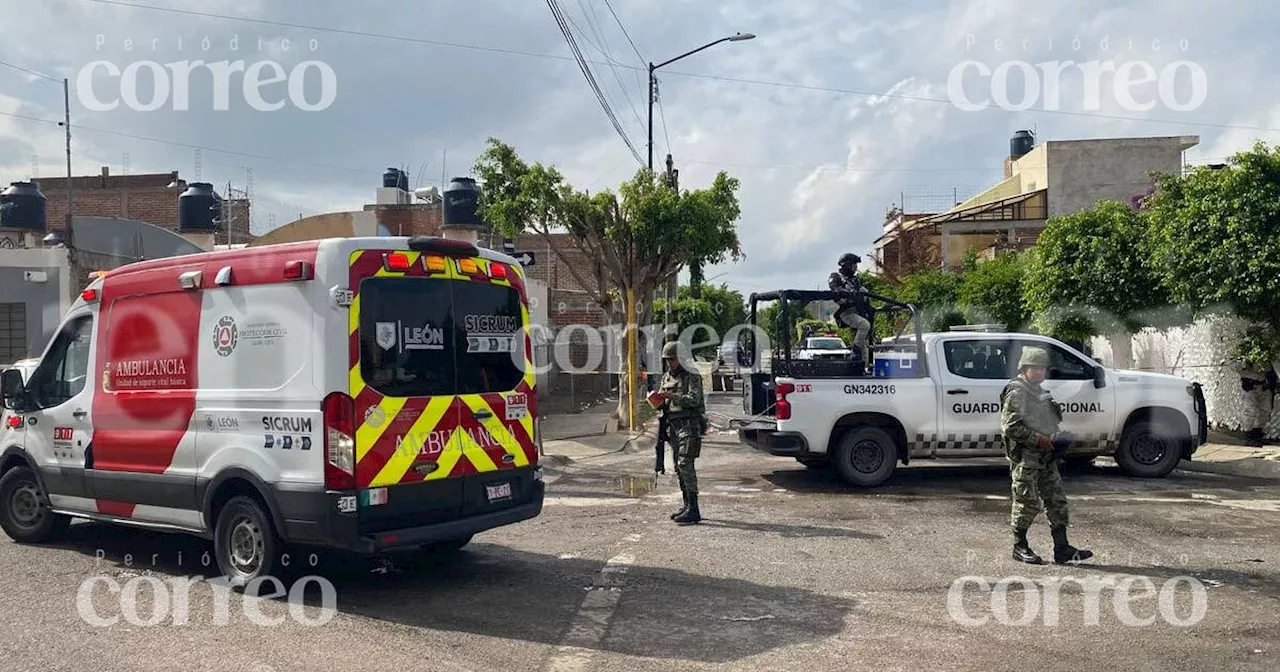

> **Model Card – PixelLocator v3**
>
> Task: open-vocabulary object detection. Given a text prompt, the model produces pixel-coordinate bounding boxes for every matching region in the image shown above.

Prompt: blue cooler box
[873,351,918,378]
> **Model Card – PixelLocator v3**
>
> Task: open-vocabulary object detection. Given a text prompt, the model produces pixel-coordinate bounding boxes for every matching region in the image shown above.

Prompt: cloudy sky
[2,0,1277,296]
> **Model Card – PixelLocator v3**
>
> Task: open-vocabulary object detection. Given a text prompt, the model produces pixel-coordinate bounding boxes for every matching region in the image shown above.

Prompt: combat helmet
[1018,347,1049,369]
[838,252,861,267]
[662,341,684,359]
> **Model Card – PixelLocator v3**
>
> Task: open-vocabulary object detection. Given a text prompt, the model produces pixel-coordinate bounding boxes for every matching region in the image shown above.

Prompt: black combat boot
[1051,526,1093,564]
[1012,528,1043,564]
[674,494,701,525]
[670,489,689,520]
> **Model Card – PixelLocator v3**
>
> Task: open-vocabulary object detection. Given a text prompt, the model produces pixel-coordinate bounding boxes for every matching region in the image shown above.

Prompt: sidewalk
[1179,442,1280,480]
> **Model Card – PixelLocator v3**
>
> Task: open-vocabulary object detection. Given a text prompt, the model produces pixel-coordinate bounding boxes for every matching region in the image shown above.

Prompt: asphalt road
[2,393,1278,671]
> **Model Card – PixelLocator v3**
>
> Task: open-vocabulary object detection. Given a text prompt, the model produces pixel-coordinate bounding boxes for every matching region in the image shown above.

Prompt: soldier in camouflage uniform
[828,253,872,367]
[657,341,708,525]
[1000,347,1093,565]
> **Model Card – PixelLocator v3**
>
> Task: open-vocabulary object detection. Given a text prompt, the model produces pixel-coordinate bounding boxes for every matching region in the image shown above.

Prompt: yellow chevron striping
[350,365,366,399]
[456,427,500,472]
[459,395,528,467]
[355,396,407,462]
[369,396,453,487]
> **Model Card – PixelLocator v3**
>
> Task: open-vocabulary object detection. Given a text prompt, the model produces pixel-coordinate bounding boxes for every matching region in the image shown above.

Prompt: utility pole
[61,78,79,298]
[664,154,679,340]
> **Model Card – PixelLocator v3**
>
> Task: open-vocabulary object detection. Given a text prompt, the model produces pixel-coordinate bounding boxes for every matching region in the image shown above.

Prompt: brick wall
[363,203,443,237]
[32,167,255,244]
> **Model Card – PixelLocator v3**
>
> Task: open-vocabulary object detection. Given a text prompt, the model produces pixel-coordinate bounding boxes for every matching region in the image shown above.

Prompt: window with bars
[0,303,27,364]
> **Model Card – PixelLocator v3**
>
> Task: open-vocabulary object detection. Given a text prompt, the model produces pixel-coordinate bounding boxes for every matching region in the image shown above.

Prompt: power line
[602,0,645,63]
[0,59,61,83]
[546,0,643,165]
[0,109,370,175]
[73,0,1280,133]
[567,2,644,133]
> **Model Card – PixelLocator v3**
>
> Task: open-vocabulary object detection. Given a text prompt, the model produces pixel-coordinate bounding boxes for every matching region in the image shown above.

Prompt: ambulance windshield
[358,277,526,397]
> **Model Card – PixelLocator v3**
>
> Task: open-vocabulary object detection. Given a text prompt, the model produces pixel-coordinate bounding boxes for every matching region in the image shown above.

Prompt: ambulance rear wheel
[832,426,897,487]
[214,496,281,588]
[0,466,70,543]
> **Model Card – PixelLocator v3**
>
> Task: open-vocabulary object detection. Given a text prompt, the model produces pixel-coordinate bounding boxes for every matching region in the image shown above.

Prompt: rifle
[654,414,668,474]
[1041,431,1074,466]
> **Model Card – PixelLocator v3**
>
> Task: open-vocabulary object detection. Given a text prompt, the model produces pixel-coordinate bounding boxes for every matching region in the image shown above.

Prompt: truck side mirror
[1093,365,1107,389]
[2,369,27,410]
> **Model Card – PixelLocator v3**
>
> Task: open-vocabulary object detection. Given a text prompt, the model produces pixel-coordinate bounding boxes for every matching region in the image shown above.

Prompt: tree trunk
[1109,330,1134,369]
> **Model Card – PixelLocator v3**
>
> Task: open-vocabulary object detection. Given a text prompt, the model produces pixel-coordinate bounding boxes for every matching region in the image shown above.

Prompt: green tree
[958,251,1031,331]
[1144,142,1280,369]
[897,268,966,332]
[1023,200,1176,355]
[472,139,743,425]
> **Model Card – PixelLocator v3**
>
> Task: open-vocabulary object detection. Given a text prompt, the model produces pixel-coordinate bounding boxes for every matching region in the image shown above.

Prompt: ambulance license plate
[486,482,512,502]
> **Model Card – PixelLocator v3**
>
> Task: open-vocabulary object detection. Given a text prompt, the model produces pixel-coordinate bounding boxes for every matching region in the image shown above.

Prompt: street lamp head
[729,32,756,41]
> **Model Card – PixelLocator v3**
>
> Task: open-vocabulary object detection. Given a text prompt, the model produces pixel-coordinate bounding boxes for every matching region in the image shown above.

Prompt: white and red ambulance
[0,236,543,582]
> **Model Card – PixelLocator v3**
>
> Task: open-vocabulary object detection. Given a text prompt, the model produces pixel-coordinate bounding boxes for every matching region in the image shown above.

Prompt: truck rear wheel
[213,495,282,588]
[1116,420,1183,478]
[0,466,70,543]
[832,427,898,487]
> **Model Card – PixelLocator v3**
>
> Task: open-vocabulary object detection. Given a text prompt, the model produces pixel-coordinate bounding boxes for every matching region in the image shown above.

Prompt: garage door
[0,303,27,364]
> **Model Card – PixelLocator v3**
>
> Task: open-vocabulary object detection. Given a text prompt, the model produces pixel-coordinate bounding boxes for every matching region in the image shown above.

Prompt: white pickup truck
[795,336,851,360]
[736,290,1208,487]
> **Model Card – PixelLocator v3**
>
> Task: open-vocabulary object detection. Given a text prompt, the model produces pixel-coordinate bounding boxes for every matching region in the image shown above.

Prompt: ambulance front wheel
[214,495,282,588]
[0,466,71,543]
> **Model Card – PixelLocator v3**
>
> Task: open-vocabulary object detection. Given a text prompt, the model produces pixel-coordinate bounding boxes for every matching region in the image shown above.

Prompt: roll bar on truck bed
[736,288,927,416]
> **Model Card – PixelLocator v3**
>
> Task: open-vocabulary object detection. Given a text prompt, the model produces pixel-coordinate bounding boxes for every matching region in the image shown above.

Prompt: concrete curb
[1177,458,1280,480]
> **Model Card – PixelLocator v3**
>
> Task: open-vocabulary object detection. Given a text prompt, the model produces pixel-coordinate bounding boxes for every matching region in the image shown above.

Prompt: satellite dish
[414,186,440,203]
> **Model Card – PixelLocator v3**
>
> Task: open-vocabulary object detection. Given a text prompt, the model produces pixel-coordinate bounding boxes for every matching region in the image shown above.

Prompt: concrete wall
[0,248,70,362]
[1090,315,1280,438]
[1045,136,1194,217]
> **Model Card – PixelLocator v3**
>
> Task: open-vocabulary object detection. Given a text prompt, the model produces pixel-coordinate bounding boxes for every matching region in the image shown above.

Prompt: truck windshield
[357,277,526,397]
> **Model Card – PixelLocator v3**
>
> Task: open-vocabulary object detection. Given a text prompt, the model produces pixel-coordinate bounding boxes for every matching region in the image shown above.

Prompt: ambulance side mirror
[1,369,26,410]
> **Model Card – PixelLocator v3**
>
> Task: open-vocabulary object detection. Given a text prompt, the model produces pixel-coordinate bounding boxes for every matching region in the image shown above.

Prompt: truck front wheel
[832,427,898,487]
[1116,420,1183,478]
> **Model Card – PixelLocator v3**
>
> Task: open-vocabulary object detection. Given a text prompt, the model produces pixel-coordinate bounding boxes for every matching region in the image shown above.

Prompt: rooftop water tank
[397,168,409,191]
[0,181,47,231]
[1010,130,1035,160]
[178,182,221,232]
[382,167,401,189]
[443,176,482,228]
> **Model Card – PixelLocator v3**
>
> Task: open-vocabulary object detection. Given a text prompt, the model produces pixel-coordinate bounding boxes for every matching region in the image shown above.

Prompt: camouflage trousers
[1007,444,1069,531]
[670,418,702,497]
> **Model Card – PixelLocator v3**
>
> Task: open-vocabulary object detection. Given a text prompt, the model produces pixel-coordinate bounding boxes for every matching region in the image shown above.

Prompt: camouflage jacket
[659,368,705,422]
[828,271,869,311]
[1000,376,1062,448]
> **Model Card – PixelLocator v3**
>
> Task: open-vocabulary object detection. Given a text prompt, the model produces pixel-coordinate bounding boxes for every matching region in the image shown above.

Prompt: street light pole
[646,32,755,336]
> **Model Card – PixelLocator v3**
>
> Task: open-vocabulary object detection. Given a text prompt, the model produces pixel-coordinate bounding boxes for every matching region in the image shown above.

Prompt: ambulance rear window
[357,277,525,397]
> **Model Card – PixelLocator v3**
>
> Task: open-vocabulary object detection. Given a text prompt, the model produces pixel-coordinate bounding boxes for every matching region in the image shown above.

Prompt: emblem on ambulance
[213,316,238,357]
[375,322,397,351]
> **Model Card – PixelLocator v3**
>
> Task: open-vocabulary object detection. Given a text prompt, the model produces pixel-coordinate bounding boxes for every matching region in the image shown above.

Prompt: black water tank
[382,167,400,188]
[443,176,482,227]
[397,169,409,191]
[1010,130,1035,159]
[178,182,221,231]
[0,181,47,231]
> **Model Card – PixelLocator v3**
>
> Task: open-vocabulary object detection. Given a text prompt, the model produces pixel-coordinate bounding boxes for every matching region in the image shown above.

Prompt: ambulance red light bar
[382,252,413,272]
[407,236,478,257]
[80,288,99,302]
[490,262,507,279]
